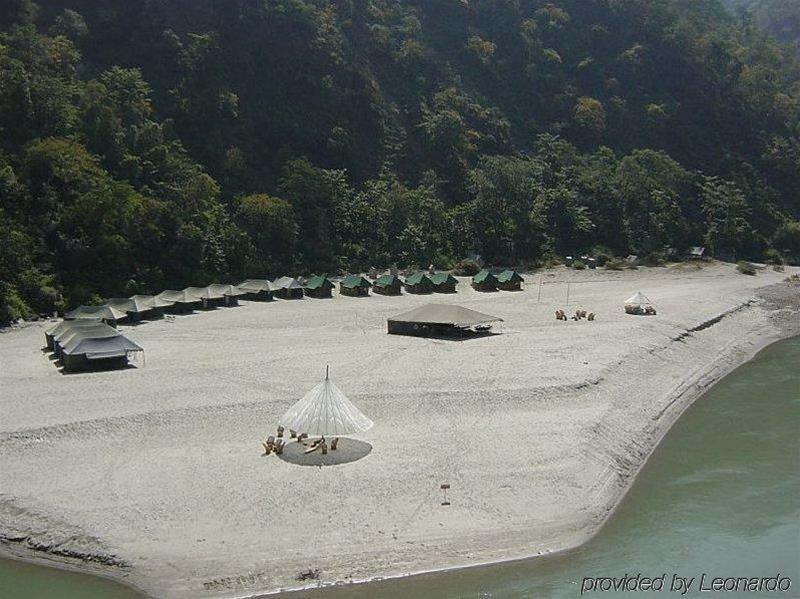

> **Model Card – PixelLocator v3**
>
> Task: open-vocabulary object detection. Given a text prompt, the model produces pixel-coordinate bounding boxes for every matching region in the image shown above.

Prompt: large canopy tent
[387,304,503,338]
[157,290,203,313]
[429,272,458,293]
[373,274,403,296]
[496,270,524,291]
[472,270,499,291]
[280,368,373,437]
[236,279,273,301]
[272,276,305,299]
[304,275,335,298]
[60,330,143,373]
[206,284,248,306]
[340,274,372,297]
[403,272,435,294]
[64,305,127,326]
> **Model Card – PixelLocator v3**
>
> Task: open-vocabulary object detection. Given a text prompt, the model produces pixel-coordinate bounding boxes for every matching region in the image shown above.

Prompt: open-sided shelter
[272,276,305,299]
[373,274,403,296]
[157,290,203,313]
[340,274,372,297]
[430,272,458,293]
[304,275,335,298]
[64,305,127,327]
[403,272,435,294]
[387,304,503,338]
[236,279,273,301]
[496,270,524,291]
[472,270,499,291]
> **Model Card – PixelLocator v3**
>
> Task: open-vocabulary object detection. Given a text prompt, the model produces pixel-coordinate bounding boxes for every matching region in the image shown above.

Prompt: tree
[236,194,297,274]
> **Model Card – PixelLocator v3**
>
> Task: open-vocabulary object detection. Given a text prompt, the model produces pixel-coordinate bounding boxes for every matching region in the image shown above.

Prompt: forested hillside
[1,0,799,321]
[723,0,800,55]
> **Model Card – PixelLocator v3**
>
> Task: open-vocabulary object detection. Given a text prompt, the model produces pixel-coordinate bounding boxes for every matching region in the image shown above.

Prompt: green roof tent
[471,270,499,292]
[430,272,458,293]
[373,274,403,296]
[340,274,372,297]
[404,272,435,294]
[496,270,524,291]
[304,275,335,298]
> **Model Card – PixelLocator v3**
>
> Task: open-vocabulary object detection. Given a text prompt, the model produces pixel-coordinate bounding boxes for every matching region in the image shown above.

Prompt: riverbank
[1,263,798,598]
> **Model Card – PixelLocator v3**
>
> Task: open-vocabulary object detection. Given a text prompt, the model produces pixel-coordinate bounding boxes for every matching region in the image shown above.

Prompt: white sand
[0,262,798,597]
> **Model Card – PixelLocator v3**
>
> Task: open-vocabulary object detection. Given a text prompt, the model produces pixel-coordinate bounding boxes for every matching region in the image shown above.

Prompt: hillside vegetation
[1,0,799,321]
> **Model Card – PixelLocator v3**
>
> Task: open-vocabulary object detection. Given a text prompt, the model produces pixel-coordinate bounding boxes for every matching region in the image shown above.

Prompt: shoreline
[1,264,798,598]
[260,315,800,597]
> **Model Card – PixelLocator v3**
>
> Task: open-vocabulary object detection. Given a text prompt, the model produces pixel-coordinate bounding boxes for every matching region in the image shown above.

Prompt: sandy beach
[1,262,798,598]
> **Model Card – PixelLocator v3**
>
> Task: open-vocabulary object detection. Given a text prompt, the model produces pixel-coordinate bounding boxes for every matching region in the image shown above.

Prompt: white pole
[566,282,570,305]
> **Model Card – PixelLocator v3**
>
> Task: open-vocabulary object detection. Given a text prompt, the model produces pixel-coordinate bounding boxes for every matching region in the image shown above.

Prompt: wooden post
[537,276,543,303]
[440,483,450,506]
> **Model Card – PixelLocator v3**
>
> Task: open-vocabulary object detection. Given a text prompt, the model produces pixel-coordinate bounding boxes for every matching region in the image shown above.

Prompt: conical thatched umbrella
[280,367,373,437]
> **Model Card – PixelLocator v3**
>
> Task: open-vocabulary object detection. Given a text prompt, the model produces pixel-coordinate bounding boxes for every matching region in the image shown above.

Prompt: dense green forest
[723,0,800,55]
[1,0,799,321]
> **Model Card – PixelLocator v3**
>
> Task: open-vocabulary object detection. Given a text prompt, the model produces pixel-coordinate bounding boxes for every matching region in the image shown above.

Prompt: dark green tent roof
[496,270,524,283]
[472,270,498,284]
[341,274,372,288]
[404,272,433,286]
[374,274,402,287]
[305,275,334,290]
[430,272,458,286]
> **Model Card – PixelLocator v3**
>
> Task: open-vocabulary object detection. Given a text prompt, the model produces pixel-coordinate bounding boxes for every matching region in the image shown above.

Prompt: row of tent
[471,270,525,292]
[60,270,527,326]
[44,319,143,373]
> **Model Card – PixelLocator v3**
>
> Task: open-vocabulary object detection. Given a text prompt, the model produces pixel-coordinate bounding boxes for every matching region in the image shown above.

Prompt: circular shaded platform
[277,438,372,467]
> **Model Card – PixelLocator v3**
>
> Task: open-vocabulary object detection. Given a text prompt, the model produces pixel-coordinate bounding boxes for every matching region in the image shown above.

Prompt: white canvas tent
[280,368,373,436]
[625,291,652,305]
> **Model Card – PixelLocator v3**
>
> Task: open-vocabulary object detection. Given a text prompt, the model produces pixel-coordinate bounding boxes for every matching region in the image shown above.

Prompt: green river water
[1,337,798,599]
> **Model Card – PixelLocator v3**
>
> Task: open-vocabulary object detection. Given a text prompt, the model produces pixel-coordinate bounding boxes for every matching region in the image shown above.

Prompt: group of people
[555,309,596,321]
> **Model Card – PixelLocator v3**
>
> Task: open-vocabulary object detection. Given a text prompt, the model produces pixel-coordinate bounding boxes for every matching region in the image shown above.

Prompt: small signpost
[440,483,450,506]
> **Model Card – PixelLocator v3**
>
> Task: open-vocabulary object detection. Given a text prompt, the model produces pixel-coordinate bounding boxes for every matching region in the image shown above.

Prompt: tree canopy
[1,0,799,321]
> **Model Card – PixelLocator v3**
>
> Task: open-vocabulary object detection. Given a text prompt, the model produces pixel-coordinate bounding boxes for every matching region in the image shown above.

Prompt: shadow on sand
[277,438,372,467]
